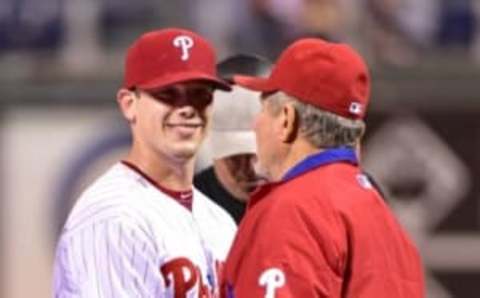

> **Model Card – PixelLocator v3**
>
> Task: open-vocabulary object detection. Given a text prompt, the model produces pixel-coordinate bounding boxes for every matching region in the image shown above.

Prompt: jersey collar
[120,160,193,211]
[282,147,358,181]
[248,147,358,209]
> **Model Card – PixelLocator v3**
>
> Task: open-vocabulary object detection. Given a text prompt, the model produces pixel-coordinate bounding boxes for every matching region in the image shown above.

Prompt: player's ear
[279,102,298,143]
[117,88,137,123]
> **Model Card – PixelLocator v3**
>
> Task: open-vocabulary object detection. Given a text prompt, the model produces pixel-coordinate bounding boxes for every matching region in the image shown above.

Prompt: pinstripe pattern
[53,163,237,298]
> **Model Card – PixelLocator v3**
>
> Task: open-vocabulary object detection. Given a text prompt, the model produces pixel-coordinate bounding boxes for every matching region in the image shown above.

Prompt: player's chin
[171,143,201,160]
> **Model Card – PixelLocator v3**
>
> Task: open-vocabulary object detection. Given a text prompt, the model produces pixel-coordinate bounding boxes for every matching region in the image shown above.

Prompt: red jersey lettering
[161,258,198,298]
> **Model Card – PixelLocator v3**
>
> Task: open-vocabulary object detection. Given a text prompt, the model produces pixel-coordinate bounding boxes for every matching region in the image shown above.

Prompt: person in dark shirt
[194,54,272,224]
[194,155,253,223]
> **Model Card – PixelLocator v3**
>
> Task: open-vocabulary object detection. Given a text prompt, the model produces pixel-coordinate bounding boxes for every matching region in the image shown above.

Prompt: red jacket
[222,149,424,298]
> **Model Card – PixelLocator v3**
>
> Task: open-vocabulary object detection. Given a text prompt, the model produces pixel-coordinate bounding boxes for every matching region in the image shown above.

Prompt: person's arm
[229,201,347,298]
[53,218,163,297]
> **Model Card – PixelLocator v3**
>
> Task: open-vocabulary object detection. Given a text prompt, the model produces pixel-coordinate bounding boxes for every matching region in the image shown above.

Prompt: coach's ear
[279,101,298,143]
[117,88,137,123]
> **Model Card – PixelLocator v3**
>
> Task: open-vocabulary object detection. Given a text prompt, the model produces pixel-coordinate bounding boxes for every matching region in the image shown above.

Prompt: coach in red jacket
[222,38,425,298]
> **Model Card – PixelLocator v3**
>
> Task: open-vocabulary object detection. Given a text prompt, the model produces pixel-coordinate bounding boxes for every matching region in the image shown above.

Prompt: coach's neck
[269,138,323,182]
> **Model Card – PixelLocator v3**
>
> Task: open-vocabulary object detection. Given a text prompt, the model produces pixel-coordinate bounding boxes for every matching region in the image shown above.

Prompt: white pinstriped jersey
[53,162,237,298]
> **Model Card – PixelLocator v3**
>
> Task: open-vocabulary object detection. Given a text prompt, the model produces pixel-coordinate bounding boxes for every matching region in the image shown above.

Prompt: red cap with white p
[123,28,231,92]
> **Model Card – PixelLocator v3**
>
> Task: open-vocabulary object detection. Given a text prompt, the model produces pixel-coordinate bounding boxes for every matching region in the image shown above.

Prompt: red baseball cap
[123,28,231,91]
[234,38,370,119]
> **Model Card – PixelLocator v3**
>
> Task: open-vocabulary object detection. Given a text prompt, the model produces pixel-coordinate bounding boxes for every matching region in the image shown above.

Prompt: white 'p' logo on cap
[173,35,194,61]
[259,268,285,298]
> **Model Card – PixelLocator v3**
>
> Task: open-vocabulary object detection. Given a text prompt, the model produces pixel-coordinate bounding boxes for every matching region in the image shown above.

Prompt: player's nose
[177,105,197,119]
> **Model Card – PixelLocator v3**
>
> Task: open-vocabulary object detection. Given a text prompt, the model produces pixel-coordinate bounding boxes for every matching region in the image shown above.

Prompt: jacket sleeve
[228,197,347,298]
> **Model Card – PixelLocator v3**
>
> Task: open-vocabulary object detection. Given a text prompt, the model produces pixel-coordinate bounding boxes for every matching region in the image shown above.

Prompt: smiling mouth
[165,124,204,137]
[165,123,203,128]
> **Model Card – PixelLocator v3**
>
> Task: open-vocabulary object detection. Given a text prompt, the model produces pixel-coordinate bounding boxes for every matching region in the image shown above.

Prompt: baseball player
[222,38,425,297]
[53,28,237,297]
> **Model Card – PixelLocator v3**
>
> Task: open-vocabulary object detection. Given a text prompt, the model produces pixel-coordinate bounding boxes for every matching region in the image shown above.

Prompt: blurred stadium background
[1,0,480,297]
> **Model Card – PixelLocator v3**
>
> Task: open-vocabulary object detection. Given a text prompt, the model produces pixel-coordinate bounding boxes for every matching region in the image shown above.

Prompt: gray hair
[267,92,365,148]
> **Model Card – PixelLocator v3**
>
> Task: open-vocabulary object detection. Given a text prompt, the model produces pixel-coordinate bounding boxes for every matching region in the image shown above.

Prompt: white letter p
[259,268,285,298]
[173,35,194,61]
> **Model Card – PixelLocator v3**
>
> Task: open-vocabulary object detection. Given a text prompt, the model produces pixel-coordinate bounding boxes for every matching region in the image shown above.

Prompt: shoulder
[60,164,156,239]
[270,164,388,237]
[243,170,350,244]
[278,163,376,209]
[250,173,334,220]
[193,188,236,228]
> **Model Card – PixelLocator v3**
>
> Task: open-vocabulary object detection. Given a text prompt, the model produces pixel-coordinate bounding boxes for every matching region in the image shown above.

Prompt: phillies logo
[173,35,194,61]
[258,268,285,298]
[161,257,210,298]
